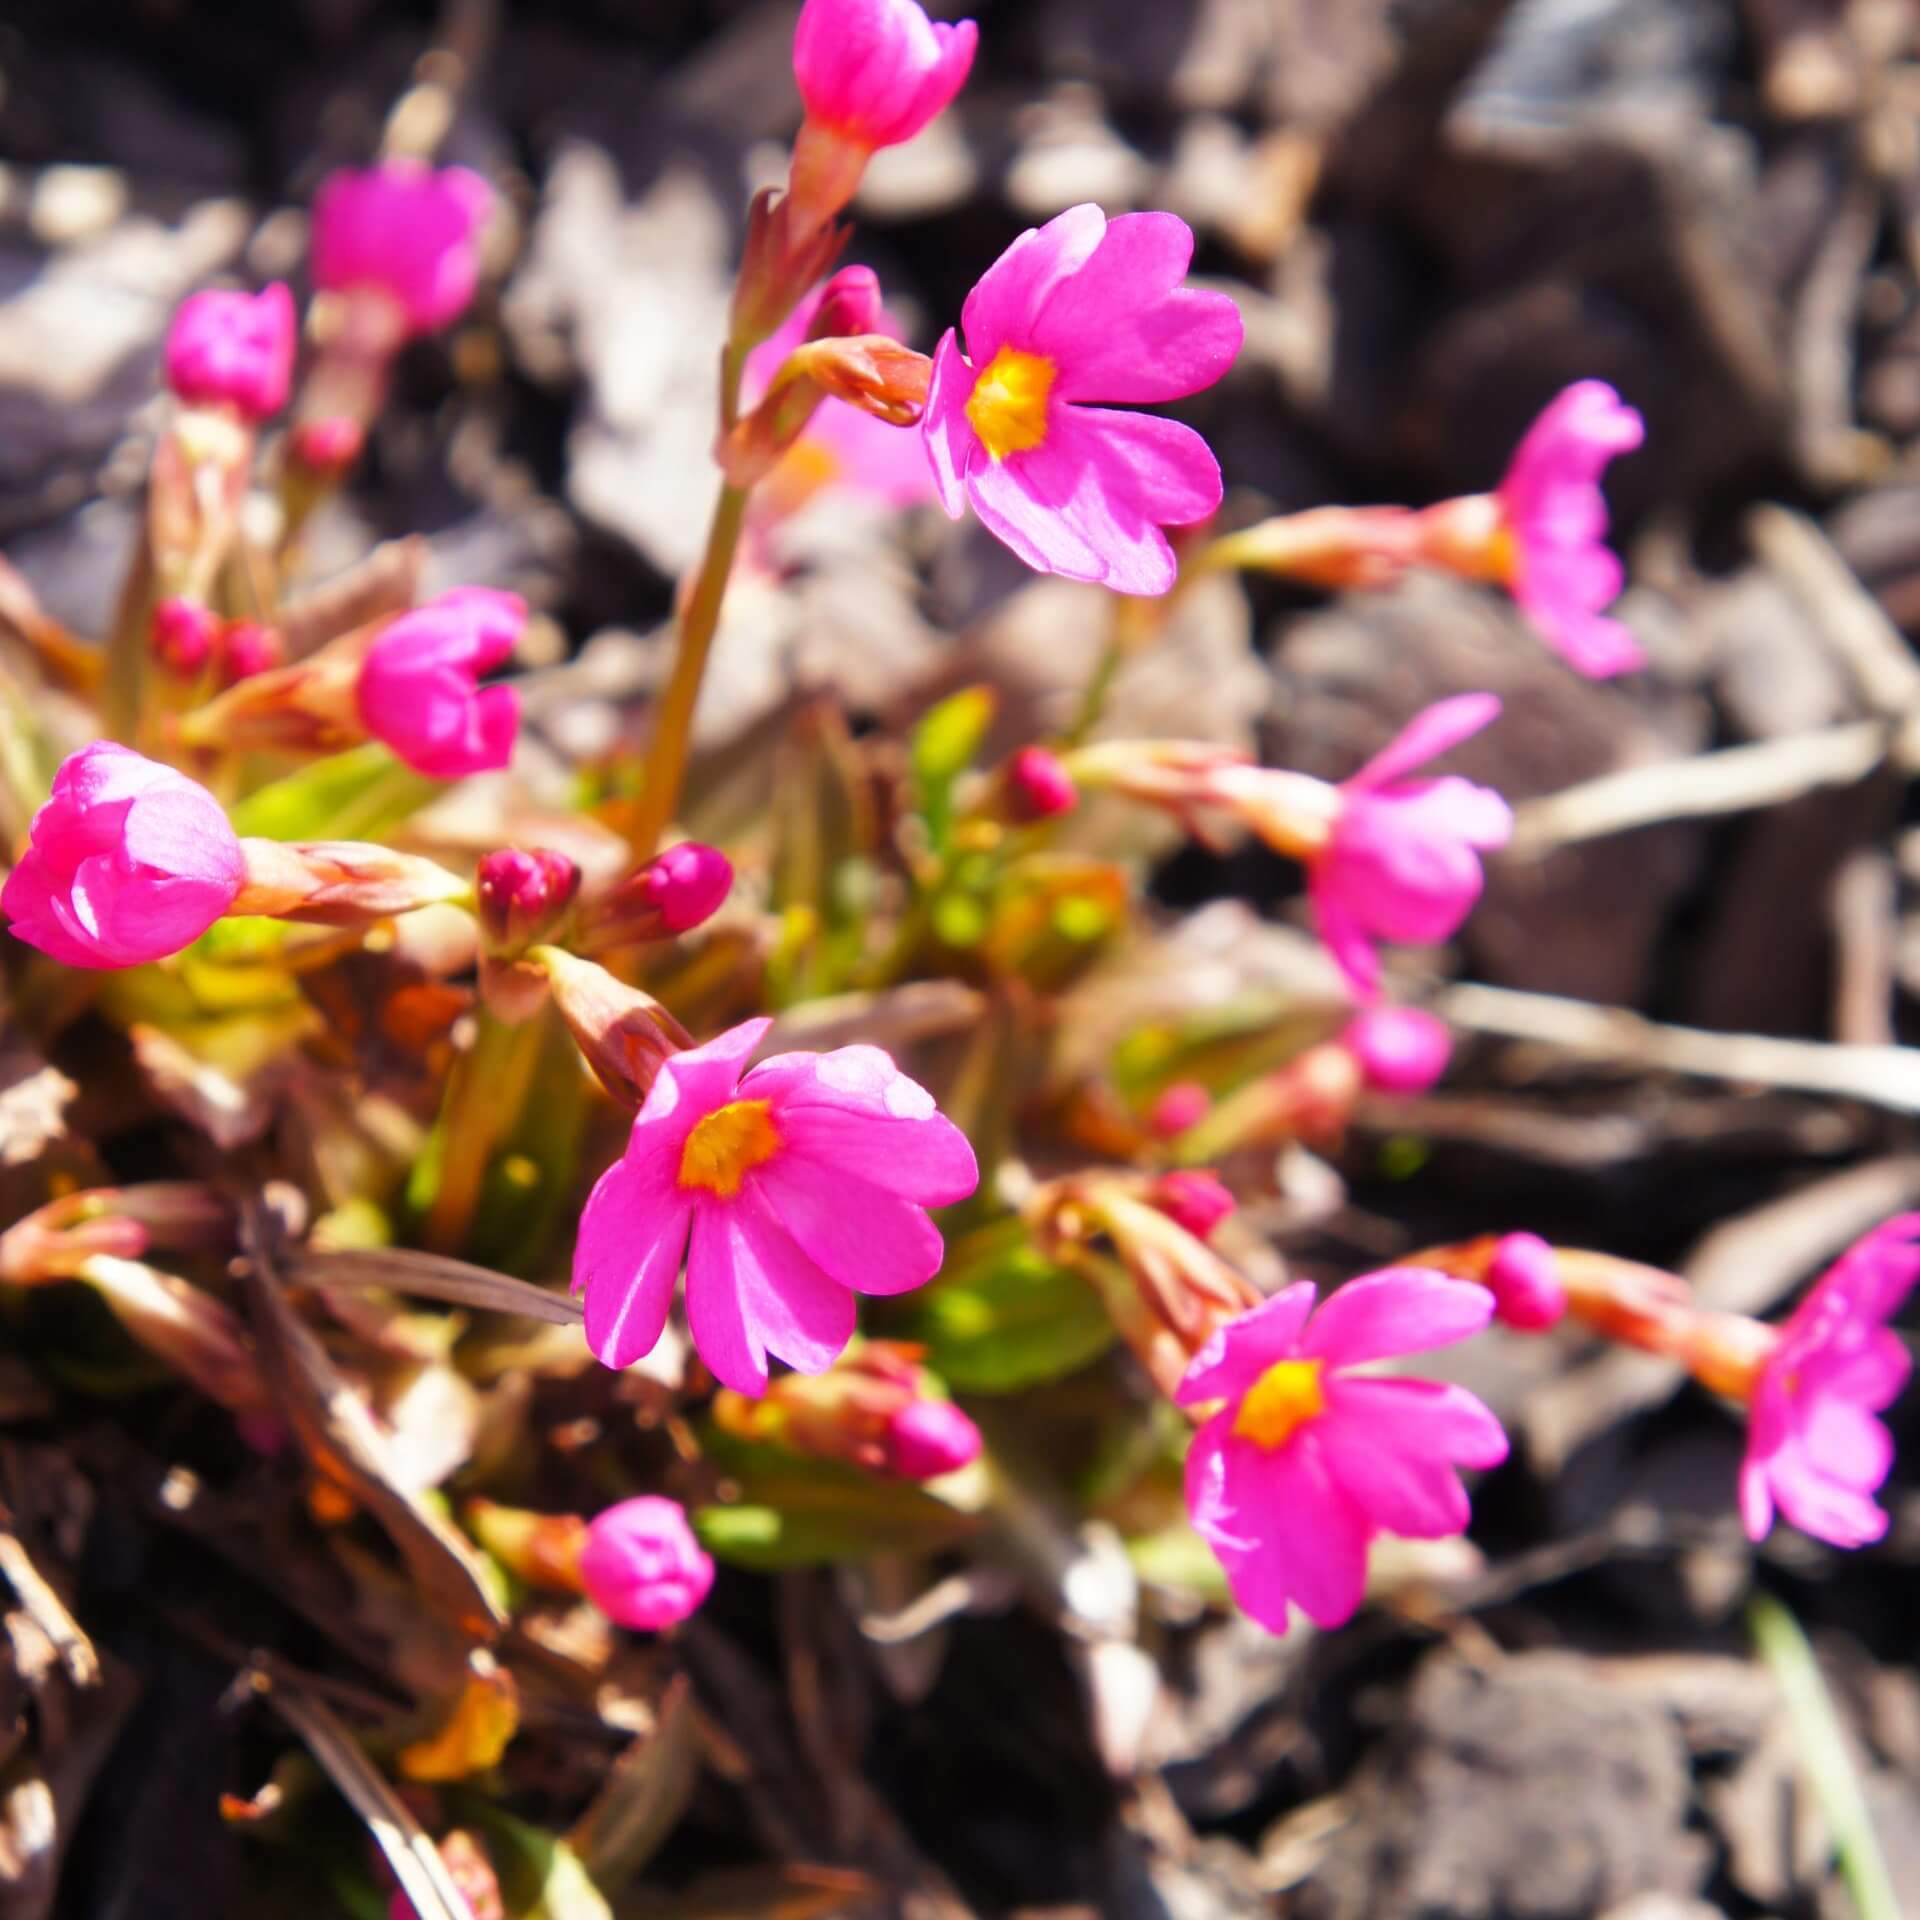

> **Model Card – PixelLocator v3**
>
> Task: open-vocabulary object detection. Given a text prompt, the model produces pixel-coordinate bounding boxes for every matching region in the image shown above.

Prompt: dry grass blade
[0,1533,98,1688]
[1439,981,1920,1114]
[277,536,426,660]
[241,1211,507,1640]
[292,1246,584,1326]
[566,1674,700,1888]
[260,1669,477,1920]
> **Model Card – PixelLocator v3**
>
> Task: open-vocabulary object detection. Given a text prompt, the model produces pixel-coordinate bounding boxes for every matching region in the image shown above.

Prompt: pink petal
[1175,1281,1317,1407]
[1300,1269,1494,1369]
[747,1044,977,1205]
[752,1156,945,1296]
[1769,1444,1890,1548]
[641,1016,772,1148]
[960,203,1106,367]
[1326,1376,1510,1470]
[1308,884,1383,1001]
[965,405,1222,595]
[1312,1412,1470,1538]
[1802,1395,1894,1490]
[1737,1452,1776,1542]
[1221,1435,1373,1630]
[1346,694,1502,793]
[923,329,980,520]
[685,1190,857,1396]
[577,1164,691,1370]
[1183,1410,1255,1548]
[1024,211,1243,405]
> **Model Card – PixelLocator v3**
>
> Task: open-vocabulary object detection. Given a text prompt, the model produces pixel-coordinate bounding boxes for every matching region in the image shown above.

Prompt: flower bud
[1484,1232,1568,1331]
[220,621,282,683]
[1,743,244,968]
[882,1397,982,1479]
[1006,746,1078,821]
[289,415,365,477]
[231,838,470,927]
[357,589,524,779]
[573,844,733,954]
[533,946,690,1109]
[151,596,219,676]
[312,162,492,338]
[1148,1081,1211,1139]
[578,1496,714,1631]
[1345,1007,1452,1095]
[476,848,581,957]
[807,265,886,341]
[1147,1170,1236,1242]
[164,283,296,423]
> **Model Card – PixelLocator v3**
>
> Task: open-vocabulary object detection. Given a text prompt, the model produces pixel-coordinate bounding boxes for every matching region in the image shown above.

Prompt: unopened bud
[290,415,365,476]
[232,838,469,927]
[1345,1007,1451,1095]
[1483,1232,1567,1331]
[534,946,689,1108]
[729,186,850,351]
[579,1495,714,1631]
[882,1397,982,1480]
[151,596,218,675]
[1148,1081,1211,1140]
[574,844,733,955]
[792,334,930,424]
[476,848,580,957]
[220,621,282,683]
[1148,1170,1236,1242]
[807,265,885,341]
[1006,746,1078,822]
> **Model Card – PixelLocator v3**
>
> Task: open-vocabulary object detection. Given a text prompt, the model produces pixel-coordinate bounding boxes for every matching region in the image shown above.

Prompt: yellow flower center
[965,346,1056,461]
[1232,1358,1326,1450]
[678,1099,781,1198]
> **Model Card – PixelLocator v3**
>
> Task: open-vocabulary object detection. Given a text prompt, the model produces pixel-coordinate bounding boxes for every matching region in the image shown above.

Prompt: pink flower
[578,1496,714,1631]
[2,743,245,970]
[574,1018,978,1392]
[1739,1216,1920,1549]
[883,1397,982,1479]
[1496,381,1645,678]
[744,275,937,522]
[793,0,977,152]
[1150,1170,1236,1242]
[356,588,523,778]
[311,162,492,337]
[164,283,296,422]
[1180,1270,1508,1632]
[1344,1007,1451,1094]
[924,205,1243,595]
[1304,695,1511,1001]
[1482,1232,1567,1331]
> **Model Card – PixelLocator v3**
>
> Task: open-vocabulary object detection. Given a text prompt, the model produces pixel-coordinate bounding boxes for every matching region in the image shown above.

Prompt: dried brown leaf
[566,1674,699,1888]
[291,1247,585,1327]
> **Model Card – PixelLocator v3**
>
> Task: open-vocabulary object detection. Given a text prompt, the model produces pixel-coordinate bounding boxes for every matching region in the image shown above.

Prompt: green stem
[1749,1591,1901,1920]
[624,340,756,861]
[421,1007,547,1255]
[1064,633,1126,749]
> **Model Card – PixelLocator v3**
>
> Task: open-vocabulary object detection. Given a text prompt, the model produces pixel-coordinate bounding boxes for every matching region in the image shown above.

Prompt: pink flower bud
[2,743,244,969]
[219,621,282,683]
[1484,1232,1567,1331]
[1008,746,1078,821]
[1149,1169,1236,1242]
[882,1397,982,1479]
[793,0,978,152]
[578,1495,714,1631]
[289,415,365,475]
[1148,1080,1211,1139]
[808,265,886,340]
[638,842,734,932]
[164,283,296,422]
[356,588,524,778]
[476,847,581,954]
[1344,1006,1452,1095]
[150,597,219,676]
[312,161,493,337]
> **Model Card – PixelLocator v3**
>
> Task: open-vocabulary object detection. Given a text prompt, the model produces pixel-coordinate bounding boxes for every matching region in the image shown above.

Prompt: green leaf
[898,1218,1115,1393]
[462,1805,613,1920]
[230,744,441,842]
[910,685,996,850]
